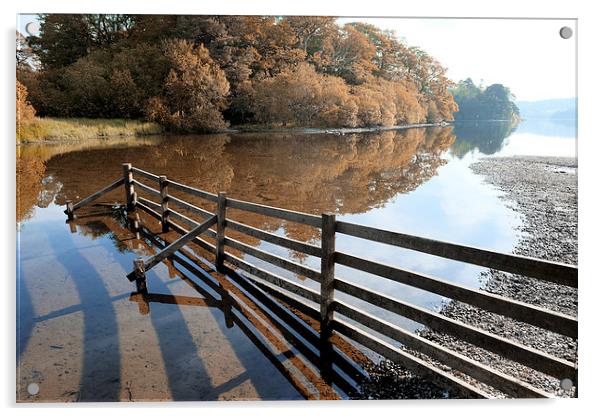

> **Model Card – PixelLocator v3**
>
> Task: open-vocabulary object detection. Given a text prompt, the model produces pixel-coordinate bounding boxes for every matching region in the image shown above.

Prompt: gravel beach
[356,156,578,399]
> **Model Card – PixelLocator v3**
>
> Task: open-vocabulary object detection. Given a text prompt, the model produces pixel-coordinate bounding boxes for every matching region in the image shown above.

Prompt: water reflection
[515,118,576,138]
[18,121,575,401]
[16,137,161,223]
[15,126,508,338]
[33,210,370,400]
[18,128,456,233]
[491,118,577,158]
[449,119,577,159]
[449,121,518,158]
[17,208,325,401]
[17,127,459,400]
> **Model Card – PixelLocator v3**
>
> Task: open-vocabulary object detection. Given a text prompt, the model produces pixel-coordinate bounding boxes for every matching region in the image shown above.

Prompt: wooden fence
[64,162,578,399]
[126,217,372,399]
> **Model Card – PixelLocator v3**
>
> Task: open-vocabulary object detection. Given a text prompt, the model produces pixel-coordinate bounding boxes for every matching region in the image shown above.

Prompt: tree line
[451,78,520,121]
[17,15,459,132]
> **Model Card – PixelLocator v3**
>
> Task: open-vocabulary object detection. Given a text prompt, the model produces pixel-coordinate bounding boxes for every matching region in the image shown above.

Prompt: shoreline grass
[16,117,452,144]
[17,117,164,144]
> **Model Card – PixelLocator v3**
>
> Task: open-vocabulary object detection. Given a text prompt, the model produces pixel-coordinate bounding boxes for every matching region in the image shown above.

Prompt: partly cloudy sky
[18,14,576,102]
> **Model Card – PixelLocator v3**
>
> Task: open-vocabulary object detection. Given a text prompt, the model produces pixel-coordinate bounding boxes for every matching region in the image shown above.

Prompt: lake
[16,119,576,401]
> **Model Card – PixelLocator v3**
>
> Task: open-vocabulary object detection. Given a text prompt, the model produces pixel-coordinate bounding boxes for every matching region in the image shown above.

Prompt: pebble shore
[356,156,578,399]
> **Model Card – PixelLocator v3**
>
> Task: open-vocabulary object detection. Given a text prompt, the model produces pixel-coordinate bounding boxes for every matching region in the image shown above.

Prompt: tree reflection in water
[17,127,457,241]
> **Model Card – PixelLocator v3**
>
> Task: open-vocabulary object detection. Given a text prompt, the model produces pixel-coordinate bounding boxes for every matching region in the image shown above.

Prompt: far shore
[17,117,452,145]
[228,121,451,135]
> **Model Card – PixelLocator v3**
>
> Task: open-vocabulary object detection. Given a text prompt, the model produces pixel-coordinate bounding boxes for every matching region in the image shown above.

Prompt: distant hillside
[517,98,576,120]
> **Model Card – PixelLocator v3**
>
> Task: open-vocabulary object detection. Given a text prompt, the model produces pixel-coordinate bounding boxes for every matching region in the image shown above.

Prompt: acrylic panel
[16,14,577,402]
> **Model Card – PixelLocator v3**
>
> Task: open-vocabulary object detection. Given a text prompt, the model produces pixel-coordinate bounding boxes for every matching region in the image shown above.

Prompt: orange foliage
[23,15,460,129]
[145,39,230,132]
[16,80,36,124]
[253,63,358,127]
[313,24,376,85]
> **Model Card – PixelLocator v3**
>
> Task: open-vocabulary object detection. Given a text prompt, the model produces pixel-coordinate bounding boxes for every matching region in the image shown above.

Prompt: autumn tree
[253,63,357,127]
[388,81,426,124]
[284,16,338,55]
[17,80,36,124]
[351,23,410,81]
[24,42,169,118]
[23,14,461,129]
[145,39,230,132]
[352,82,394,126]
[313,24,376,84]
[207,17,263,123]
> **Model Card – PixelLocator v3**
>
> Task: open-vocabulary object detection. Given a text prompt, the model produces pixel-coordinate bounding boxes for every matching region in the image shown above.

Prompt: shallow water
[16,119,576,401]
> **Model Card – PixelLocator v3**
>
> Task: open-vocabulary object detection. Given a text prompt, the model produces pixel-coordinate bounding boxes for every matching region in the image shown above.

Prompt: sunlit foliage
[20,14,460,131]
[145,40,230,132]
[17,80,36,123]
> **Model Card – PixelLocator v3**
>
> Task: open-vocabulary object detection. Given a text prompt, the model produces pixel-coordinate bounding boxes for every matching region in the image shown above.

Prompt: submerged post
[133,212,141,240]
[215,192,227,271]
[219,282,234,328]
[133,257,147,293]
[131,292,150,315]
[159,175,169,233]
[65,200,74,221]
[319,213,336,378]
[122,163,136,211]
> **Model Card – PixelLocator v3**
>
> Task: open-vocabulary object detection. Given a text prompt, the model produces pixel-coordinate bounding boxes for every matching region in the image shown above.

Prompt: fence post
[133,257,147,293]
[218,282,234,328]
[320,212,336,379]
[65,200,74,221]
[132,292,150,315]
[215,192,227,271]
[159,175,169,233]
[122,163,136,211]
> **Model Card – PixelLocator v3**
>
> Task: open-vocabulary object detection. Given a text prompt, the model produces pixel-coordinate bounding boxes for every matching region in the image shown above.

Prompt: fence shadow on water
[22,208,369,401]
[128,217,371,400]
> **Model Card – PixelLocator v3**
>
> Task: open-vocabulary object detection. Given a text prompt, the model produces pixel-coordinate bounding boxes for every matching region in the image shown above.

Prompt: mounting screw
[27,383,39,395]
[559,26,573,39]
[560,378,573,391]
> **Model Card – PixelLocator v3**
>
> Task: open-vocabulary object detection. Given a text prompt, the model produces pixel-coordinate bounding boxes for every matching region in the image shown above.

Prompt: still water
[16,119,576,401]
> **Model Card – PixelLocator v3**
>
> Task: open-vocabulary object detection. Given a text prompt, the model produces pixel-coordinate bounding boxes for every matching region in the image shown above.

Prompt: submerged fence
[64,162,578,399]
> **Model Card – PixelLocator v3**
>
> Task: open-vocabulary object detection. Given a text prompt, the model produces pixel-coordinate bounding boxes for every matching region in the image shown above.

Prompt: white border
[3,1,601,415]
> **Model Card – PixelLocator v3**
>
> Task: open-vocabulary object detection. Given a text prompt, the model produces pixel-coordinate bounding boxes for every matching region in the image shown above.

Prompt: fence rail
[335,251,577,338]
[63,163,579,399]
[227,197,322,227]
[336,220,578,287]
[333,300,550,398]
[225,218,322,257]
[165,178,218,202]
[131,167,160,183]
[64,178,124,220]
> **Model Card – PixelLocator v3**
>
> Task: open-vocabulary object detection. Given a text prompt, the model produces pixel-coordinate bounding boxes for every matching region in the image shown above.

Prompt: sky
[18,14,576,102]
[338,17,576,102]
